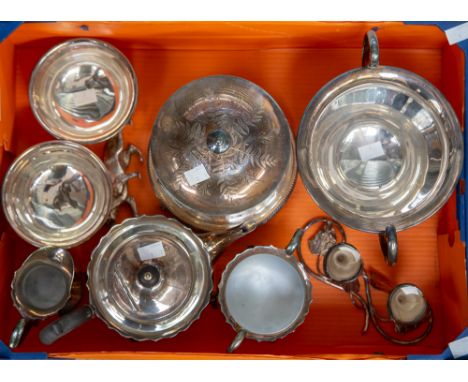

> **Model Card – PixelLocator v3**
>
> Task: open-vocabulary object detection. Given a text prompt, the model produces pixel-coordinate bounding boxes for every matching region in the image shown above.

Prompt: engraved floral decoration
[165,97,279,202]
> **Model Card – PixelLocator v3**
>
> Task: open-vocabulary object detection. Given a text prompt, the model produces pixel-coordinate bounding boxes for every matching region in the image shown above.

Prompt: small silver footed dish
[29,38,137,144]
[2,141,113,248]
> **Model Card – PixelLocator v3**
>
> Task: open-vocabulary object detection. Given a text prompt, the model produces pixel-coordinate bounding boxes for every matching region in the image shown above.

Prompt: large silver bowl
[297,31,463,264]
[148,75,296,232]
[29,39,137,144]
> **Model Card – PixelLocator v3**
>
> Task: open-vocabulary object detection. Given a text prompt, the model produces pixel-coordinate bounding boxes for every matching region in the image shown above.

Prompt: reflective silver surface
[297,34,463,234]
[219,246,311,349]
[323,243,362,282]
[2,141,113,247]
[295,217,433,345]
[148,75,296,232]
[30,39,137,144]
[12,247,74,319]
[88,215,212,341]
[388,284,428,326]
[9,247,75,348]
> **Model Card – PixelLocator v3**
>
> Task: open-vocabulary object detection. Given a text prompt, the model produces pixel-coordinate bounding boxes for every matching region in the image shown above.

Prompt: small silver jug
[10,247,79,348]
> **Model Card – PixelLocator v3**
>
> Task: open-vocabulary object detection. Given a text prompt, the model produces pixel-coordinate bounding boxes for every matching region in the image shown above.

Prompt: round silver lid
[148,75,296,232]
[87,215,212,341]
[388,284,428,326]
[298,65,463,233]
[2,141,113,248]
[30,39,137,144]
[219,246,311,341]
[323,243,362,282]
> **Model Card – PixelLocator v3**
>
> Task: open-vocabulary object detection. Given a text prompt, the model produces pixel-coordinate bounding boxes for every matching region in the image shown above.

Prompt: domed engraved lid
[148,75,296,232]
[87,215,212,341]
[30,39,137,144]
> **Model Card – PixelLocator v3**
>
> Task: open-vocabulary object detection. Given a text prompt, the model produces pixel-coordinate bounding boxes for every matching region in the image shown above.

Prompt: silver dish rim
[29,38,138,144]
[297,65,463,233]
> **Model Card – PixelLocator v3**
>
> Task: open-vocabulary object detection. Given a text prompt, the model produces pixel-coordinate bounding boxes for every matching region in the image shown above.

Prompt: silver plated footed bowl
[30,38,137,144]
[297,30,463,265]
[2,141,113,248]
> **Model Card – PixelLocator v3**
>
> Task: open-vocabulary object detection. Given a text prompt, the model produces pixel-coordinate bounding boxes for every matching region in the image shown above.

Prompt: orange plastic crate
[0,21,467,360]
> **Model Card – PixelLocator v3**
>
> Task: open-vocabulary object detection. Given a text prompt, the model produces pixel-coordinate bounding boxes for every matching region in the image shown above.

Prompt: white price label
[449,336,468,359]
[358,142,385,162]
[137,241,165,261]
[445,22,468,45]
[72,89,98,107]
[184,164,210,186]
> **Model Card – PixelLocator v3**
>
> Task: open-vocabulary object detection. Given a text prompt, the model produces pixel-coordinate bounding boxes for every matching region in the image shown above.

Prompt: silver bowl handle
[379,225,398,266]
[227,330,246,353]
[362,29,380,69]
[39,305,94,345]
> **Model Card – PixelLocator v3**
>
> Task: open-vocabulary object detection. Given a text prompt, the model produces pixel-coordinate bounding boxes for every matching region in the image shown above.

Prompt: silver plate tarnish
[2,141,113,247]
[218,246,312,348]
[148,75,296,232]
[87,215,213,341]
[30,39,137,144]
[297,48,463,234]
[11,247,75,320]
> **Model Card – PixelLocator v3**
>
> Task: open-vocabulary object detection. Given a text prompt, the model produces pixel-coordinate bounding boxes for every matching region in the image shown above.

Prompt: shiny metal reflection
[1,141,113,248]
[10,247,77,348]
[323,243,362,282]
[87,215,213,341]
[148,75,296,232]
[388,284,428,327]
[219,246,312,352]
[297,30,463,265]
[30,39,137,144]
